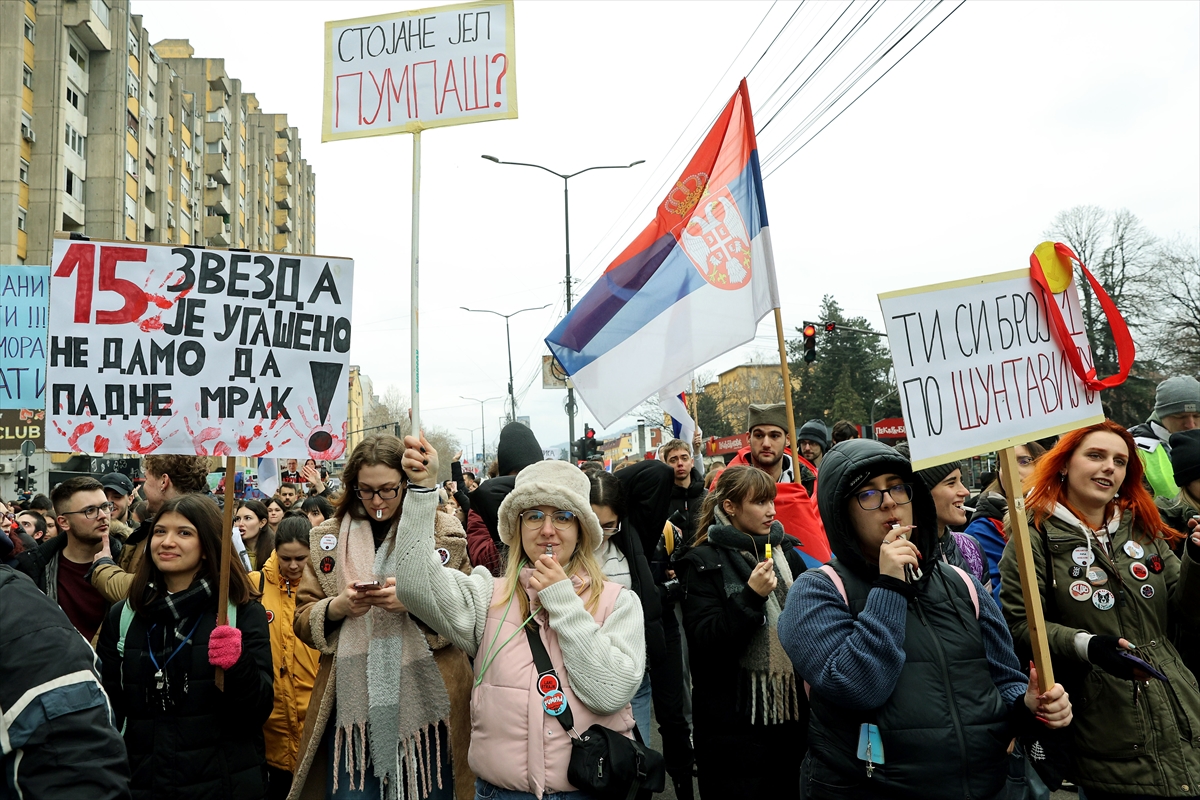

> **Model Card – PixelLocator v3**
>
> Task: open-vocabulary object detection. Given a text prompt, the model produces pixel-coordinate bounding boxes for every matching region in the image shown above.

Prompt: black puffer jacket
[97,597,274,800]
[666,467,706,548]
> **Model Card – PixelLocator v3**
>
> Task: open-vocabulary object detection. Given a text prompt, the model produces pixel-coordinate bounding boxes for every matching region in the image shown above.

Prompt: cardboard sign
[1,265,50,409]
[878,269,1103,470]
[323,0,517,140]
[46,239,354,458]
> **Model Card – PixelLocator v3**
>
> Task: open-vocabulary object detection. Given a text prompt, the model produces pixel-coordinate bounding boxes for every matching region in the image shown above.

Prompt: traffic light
[584,424,598,459]
[824,322,837,333]
[803,324,817,363]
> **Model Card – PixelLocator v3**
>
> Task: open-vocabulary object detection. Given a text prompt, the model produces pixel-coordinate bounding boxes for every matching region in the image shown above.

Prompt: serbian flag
[660,381,696,445]
[547,80,779,427]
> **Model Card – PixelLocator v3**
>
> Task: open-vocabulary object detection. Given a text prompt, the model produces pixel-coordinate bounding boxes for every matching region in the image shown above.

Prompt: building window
[127,110,139,138]
[127,68,138,99]
[128,30,138,58]
[68,44,87,70]
[92,0,110,29]
[126,152,138,177]
[65,168,84,201]
[24,18,34,43]
[65,123,86,157]
[22,66,33,89]
[145,153,155,175]
[19,159,30,183]
[125,195,137,220]
[17,208,27,232]
[66,84,83,110]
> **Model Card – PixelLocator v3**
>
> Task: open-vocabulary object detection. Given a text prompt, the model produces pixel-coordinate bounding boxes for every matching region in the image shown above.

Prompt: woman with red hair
[1000,420,1200,799]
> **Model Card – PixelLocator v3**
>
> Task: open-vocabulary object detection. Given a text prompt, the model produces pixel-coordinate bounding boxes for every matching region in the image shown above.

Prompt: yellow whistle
[765,543,772,561]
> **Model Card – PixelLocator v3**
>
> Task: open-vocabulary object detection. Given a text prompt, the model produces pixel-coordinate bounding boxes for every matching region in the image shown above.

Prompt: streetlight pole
[461,396,502,465]
[461,305,550,423]
[481,155,644,454]
[457,426,481,465]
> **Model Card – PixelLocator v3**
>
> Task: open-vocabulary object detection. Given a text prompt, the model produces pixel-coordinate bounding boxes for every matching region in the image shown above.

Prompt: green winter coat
[1000,509,1200,796]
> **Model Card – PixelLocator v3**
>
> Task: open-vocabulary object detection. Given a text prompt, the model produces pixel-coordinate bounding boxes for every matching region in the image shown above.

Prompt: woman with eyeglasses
[291,434,475,800]
[964,441,1046,604]
[779,439,1071,800]
[388,435,646,800]
[676,465,809,799]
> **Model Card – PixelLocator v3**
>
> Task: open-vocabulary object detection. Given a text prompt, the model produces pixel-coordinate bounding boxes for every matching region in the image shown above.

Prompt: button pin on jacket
[1123,540,1145,559]
[1130,562,1149,581]
[1072,546,1095,567]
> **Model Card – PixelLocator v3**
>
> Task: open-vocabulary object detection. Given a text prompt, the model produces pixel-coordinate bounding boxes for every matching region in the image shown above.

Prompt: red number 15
[54,243,149,325]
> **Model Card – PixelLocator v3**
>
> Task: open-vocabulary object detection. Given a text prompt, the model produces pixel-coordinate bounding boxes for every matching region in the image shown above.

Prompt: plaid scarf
[332,514,451,799]
[706,514,802,725]
[139,577,216,645]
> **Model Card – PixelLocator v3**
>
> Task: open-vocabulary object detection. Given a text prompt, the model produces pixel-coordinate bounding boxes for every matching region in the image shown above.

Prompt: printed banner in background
[0,264,51,409]
[323,0,517,140]
[878,269,1104,471]
[47,239,354,458]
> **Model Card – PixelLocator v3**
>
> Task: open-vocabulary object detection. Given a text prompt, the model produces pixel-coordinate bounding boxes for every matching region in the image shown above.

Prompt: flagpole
[410,130,422,436]
[773,308,800,484]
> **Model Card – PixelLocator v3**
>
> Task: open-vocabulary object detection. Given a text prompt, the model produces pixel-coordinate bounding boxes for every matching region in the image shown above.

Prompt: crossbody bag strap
[523,621,575,731]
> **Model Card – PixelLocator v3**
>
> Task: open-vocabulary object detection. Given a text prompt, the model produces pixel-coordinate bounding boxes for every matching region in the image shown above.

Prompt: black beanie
[1170,430,1200,488]
[893,441,961,490]
[497,422,544,477]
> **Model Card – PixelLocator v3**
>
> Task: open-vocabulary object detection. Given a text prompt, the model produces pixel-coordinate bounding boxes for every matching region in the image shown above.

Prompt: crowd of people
[2,373,1199,800]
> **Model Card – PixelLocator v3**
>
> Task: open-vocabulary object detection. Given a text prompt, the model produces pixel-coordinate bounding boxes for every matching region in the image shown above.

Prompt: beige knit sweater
[392,489,646,714]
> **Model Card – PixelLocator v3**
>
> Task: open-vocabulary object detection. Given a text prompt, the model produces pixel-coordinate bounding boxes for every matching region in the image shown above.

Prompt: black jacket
[15,532,125,594]
[97,597,274,800]
[0,566,131,799]
[615,460,675,555]
[666,468,706,548]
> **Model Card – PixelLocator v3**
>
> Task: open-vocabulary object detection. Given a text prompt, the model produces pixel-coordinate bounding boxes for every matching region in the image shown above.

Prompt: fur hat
[747,403,790,434]
[497,460,604,554]
[1155,376,1200,420]
[1169,430,1200,488]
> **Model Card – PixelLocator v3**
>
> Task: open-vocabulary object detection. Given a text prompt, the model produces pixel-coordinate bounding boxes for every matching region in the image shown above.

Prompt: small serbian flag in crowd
[546,79,779,427]
[660,384,696,445]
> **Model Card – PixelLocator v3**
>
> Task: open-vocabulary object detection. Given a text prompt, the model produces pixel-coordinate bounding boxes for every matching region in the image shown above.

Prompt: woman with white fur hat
[391,434,646,800]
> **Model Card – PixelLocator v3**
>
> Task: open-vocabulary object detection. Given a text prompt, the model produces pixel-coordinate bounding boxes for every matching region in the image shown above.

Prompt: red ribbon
[1028,242,1134,391]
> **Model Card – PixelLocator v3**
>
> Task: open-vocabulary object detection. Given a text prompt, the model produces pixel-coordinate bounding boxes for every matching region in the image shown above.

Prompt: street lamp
[460,395,502,464]
[461,305,550,423]
[457,426,482,465]
[481,154,644,451]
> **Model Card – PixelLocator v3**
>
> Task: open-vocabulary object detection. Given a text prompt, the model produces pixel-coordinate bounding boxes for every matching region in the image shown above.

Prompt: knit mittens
[208,625,242,670]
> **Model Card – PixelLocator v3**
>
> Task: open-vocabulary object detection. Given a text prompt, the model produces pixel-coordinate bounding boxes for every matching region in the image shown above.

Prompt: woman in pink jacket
[392,434,646,800]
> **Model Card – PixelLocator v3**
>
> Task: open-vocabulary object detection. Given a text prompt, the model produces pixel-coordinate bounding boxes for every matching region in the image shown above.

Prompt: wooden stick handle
[215,455,236,691]
[999,447,1055,691]
[773,308,801,485]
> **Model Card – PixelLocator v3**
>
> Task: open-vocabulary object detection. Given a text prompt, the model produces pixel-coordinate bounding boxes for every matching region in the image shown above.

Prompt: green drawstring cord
[474,561,539,687]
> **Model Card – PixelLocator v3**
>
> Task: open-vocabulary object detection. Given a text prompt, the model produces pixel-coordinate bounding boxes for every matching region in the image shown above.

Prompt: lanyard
[148,616,203,673]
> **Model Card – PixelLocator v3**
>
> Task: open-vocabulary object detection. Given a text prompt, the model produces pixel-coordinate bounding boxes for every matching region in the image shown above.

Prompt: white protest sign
[47,238,353,458]
[878,269,1104,470]
[323,0,516,140]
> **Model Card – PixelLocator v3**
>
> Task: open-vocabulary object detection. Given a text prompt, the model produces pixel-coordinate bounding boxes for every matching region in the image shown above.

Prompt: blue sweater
[965,516,1006,606]
[779,568,1028,711]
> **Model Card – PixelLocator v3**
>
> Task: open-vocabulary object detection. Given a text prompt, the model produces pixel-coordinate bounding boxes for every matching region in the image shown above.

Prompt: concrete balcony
[205,121,229,143]
[143,207,156,230]
[205,186,230,215]
[275,137,292,162]
[273,232,291,251]
[204,216,230,246]
[274,184,292,208]
[274,161,291,186]
[274,208,292,232]
[204,154,231,185]
[65,0,112,52]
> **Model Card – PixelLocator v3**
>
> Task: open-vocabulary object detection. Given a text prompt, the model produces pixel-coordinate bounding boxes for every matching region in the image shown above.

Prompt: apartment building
[1,1,315,267]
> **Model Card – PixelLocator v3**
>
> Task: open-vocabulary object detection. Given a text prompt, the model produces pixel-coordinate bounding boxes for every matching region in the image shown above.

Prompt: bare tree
[1146,236,1200,376]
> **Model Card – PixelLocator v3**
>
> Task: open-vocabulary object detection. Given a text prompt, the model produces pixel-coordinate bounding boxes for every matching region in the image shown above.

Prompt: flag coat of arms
[547,79,779,427]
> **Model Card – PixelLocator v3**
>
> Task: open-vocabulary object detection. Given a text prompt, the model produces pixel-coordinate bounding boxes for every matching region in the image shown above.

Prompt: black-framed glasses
[61,502,116,519]
[519,509,577,531]
[354,485,401,500]
[1015,456,1035,467]
[854,484,914,511]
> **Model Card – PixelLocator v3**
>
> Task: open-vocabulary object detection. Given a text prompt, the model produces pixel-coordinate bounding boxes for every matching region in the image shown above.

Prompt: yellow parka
[250,552,321,773]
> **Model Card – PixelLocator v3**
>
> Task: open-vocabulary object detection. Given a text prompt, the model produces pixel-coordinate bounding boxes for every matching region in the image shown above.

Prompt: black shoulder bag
[523,621,665,800]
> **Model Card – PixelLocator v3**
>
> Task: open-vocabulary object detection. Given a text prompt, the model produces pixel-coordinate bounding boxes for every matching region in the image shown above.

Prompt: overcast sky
[135,0,1200,458]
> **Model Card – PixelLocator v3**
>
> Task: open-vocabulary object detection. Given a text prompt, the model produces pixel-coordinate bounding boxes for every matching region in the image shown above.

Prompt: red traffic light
[803,324,817,338]
[585,428,595,439]
[824,322,837,332]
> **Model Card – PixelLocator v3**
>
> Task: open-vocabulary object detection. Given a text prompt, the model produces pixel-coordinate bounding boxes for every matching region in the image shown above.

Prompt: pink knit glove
[208,625,242,670]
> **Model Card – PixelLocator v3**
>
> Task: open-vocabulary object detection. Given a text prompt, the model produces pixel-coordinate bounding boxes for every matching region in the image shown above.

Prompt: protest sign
[46,238,354,459]
[1,265,50,409]
[878,269,1104,471]
[323,0,517,140]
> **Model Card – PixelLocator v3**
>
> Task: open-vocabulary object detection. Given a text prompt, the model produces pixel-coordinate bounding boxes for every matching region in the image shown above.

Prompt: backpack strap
[117,601,135,658]
[945,564,980,619]
[818,564,848,606]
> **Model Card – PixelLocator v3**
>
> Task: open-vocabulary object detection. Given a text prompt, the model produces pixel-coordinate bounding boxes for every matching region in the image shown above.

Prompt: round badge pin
[320,556,335,574]
[1123,540,1145,559]
[1148,554,1164,574]
[542,689,568,717]
[320,534,338,551]
[436,547,450,565]
[1130,562,1149,581]
[1068,565,1085,579]
[1068,580,1093,602]
[1140,584,1155,599]
[1086,567,1107,586]
[1092,589,1116,611]
[537,674,560,696]
[265,609,275,624]
[1071,546,1094,567]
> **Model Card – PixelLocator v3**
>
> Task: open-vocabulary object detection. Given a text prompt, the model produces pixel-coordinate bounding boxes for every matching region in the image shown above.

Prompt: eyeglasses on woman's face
[854,484,914,510]
[354,485,401,500]
[519,509,577,531]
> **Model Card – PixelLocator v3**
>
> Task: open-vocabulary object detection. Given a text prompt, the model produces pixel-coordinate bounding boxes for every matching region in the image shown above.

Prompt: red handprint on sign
[52,415,114,454]
[233,416,291,457]
[124,418,174,455]
[293,399,349,460]
[183,407,230,456]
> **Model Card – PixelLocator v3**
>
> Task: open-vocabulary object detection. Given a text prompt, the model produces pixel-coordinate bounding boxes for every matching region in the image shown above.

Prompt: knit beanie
[747,403,790,434]
[798,419,829,451]
[1169,430,1200,488]
[893,441,962,489]
[497,460,604,554]
[497,421,544,477]
[1155,376,1200,419]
